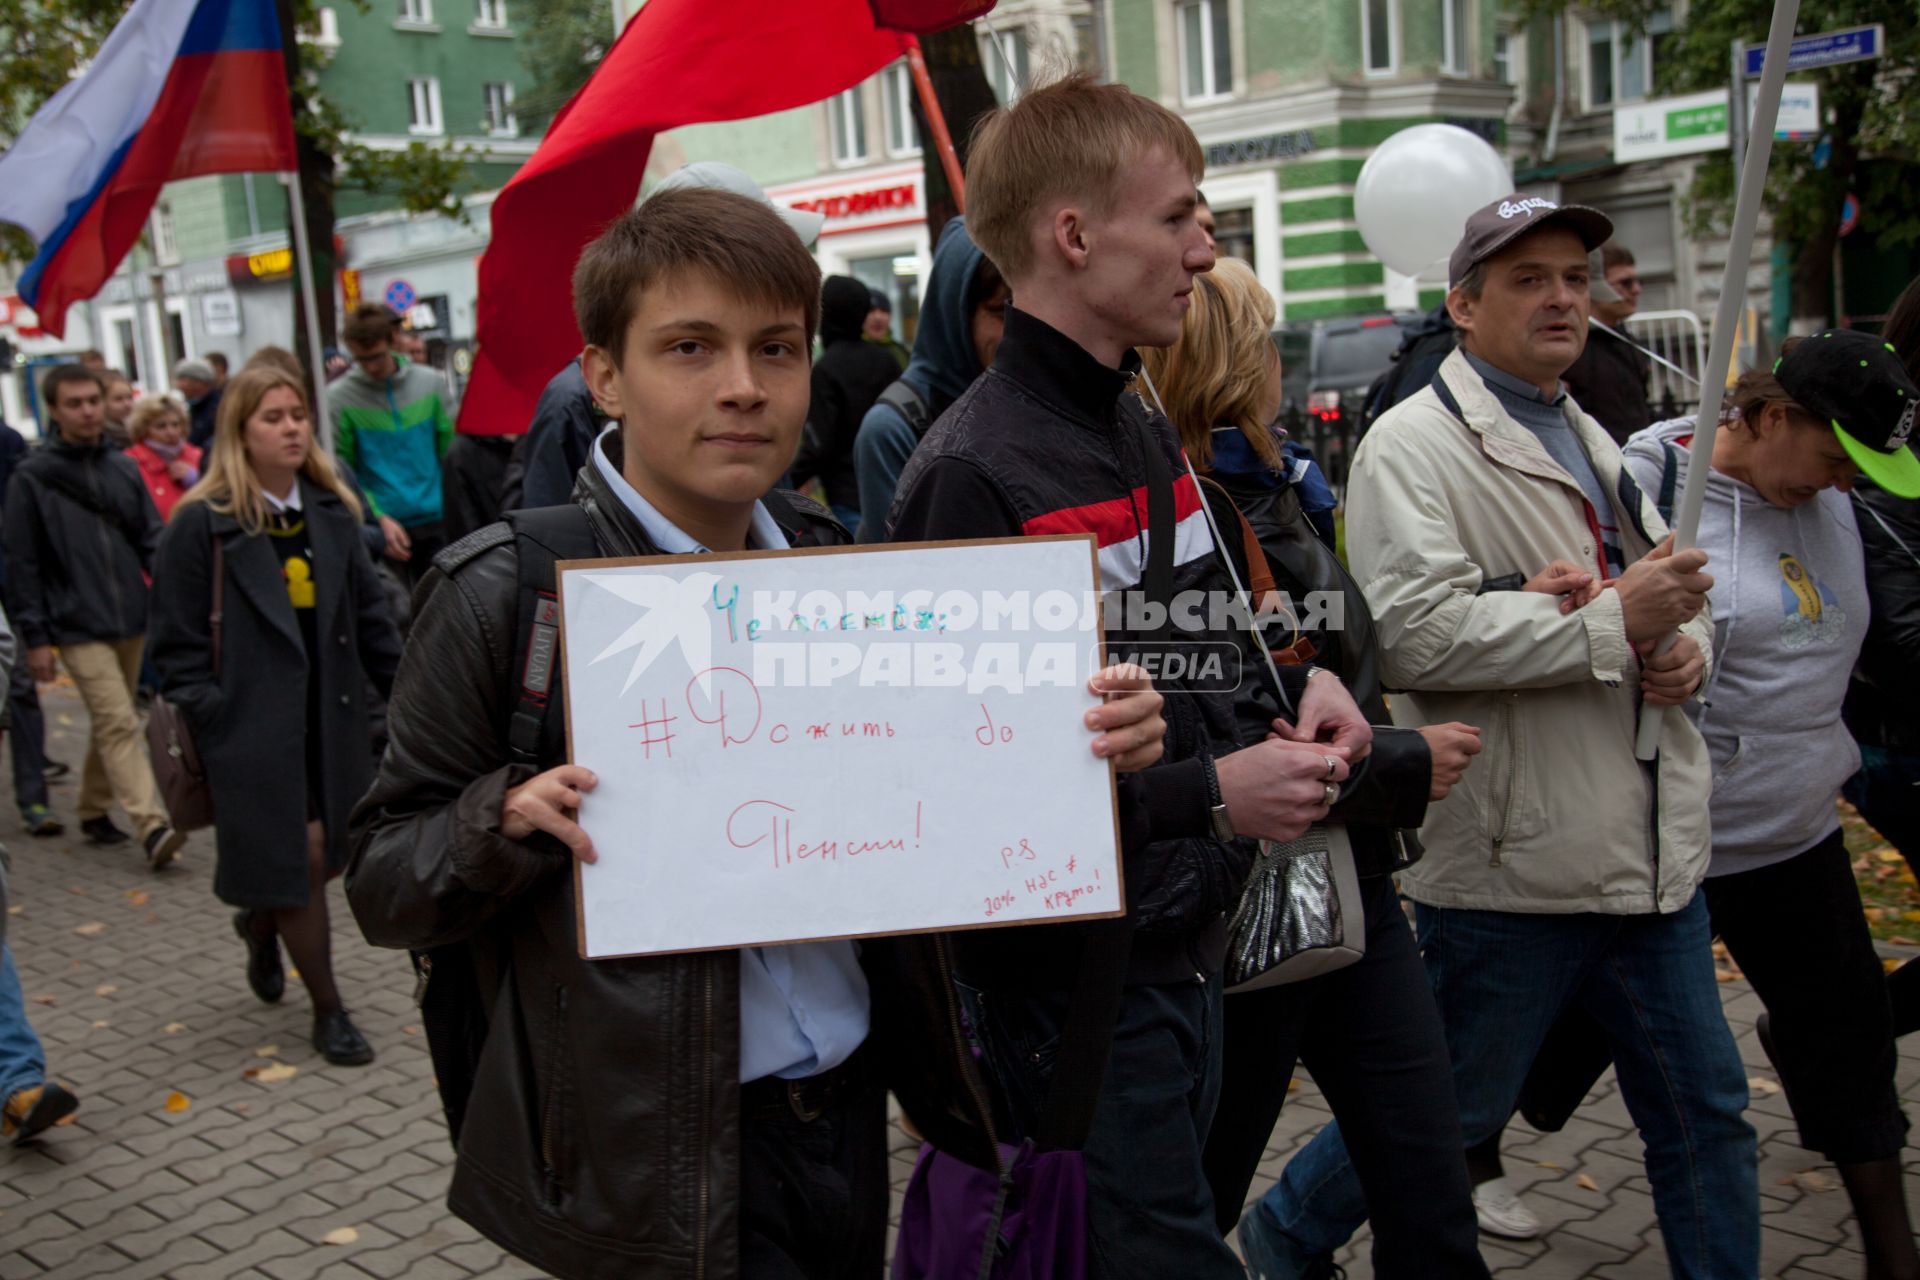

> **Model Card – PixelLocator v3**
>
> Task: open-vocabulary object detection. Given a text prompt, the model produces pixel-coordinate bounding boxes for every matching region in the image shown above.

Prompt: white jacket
[1346,348,1714,915]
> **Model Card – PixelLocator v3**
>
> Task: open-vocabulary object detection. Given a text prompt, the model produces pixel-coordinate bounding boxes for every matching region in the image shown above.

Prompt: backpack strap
[760,487,850,547]
[876,379,933,438]
[1429,369,1466,424]
[503,505,598,766]
[1656,441,1680,526]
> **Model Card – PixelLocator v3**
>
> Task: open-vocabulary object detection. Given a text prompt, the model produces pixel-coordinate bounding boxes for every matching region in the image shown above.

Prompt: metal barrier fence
[1619,308,1709,421]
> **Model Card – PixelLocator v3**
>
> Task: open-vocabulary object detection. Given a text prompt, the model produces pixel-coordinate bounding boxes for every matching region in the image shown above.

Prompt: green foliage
[516,0,613,134]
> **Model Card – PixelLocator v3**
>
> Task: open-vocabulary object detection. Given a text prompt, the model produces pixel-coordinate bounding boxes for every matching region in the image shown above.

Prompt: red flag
[458,0,915,437]
[868,1,996,32]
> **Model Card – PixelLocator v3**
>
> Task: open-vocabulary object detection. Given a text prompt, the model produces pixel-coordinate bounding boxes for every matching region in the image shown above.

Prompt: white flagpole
[283,166,332,452]
[1632,0,1799,761]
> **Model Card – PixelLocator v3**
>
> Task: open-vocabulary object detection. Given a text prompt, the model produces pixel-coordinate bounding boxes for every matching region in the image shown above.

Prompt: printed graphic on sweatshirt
[1777,551,1846,649]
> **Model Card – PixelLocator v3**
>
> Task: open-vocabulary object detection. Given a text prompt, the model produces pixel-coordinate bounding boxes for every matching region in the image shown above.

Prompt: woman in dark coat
[150,367,402,1065]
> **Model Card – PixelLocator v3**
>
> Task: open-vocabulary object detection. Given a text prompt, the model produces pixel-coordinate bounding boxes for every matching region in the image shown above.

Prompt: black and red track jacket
[887,306,1309,987]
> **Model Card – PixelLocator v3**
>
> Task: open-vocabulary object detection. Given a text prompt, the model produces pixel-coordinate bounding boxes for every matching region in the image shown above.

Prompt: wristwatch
[1302,664,1330,682]
[1200,754,1235,841]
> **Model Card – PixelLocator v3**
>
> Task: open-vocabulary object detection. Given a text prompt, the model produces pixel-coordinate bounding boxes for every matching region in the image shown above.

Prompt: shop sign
[1204,131,1316,167]
[229,247,294,285]
[790,183,917,221]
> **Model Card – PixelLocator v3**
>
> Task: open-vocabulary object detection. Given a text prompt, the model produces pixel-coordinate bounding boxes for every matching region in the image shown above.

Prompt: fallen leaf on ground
[1878,850,1905,865]
[1748,1077,1781,1096]
[252,1062,298,1083]
[232,1103,250,1113]
[1536,1160,1562,1171]
[1891,937,1919,948]
[1795,1170,1838,1193]
[286,967,301,980]
[30,995,55,1006]
[162,1022,187,1034]
[90,1019,109,1029]
[66,886,86,896]
[1575,1173,1599,1192]
[125,890,148,907]
[94,984,116,997]
[5,905,20,915]
[163,1091,191,1113]
[1715,969,1737,983]
[321,1227,359,1246]
[400,1025,420,1036]
[72,921,107,938]
[253,1044,280,1058]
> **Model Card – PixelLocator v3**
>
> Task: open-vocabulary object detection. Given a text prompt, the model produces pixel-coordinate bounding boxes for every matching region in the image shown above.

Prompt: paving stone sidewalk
[2,683,1912,1278]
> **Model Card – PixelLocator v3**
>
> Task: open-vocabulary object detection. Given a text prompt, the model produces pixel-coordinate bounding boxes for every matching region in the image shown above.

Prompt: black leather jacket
[1844,480,1920,751]
[347,438,995,1280]
[1205,469,1431,878]
[1,434,158,647]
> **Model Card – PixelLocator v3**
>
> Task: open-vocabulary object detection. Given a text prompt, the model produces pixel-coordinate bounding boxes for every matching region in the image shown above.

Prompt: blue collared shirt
[591,428,871,1082]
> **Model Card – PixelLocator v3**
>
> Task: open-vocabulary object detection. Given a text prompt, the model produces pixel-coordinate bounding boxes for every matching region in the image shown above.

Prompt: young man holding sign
[347,184,1168,1280]
[885,76,1389,1278]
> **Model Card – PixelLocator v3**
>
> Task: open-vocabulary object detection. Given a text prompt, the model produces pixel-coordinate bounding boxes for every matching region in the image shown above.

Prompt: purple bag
[892,1140,1090,1280]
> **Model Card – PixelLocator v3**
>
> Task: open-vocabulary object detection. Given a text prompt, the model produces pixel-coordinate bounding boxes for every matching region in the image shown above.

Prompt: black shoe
[312,1011,375,1067]
[79,816,130,845]
[3,1081,79,1145]
[233,910,284,1004]
[18,805,62,837]
[143,825,184,871]
[42,759,70,781]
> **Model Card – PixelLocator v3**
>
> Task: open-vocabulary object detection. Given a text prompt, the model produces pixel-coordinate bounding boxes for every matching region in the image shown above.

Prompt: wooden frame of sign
[556,533,1125,960]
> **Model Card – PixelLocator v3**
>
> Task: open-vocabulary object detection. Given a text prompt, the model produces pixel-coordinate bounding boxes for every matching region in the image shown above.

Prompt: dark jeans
[1205,876,1487,1279]
[5,659,48,811]
[958,975,1242,1279]
[739,1057,889,1279]
[1707,829,1909,1162]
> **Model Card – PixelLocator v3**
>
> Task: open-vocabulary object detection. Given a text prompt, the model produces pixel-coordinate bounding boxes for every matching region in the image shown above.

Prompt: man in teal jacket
[332,303,455,584]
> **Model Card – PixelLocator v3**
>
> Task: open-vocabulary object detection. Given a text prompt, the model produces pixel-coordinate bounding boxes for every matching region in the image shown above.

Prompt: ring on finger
[1322,755,1339,780]
[1322,782,1340,807]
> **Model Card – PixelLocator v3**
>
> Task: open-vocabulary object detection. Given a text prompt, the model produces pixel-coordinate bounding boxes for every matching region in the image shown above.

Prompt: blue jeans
[1254,894,1758,1280]
[0,946,45,1102]
[5,658,49,811]
[958,976,1242,1280]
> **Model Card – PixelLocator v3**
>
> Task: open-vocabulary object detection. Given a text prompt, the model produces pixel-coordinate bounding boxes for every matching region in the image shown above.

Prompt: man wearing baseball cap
[1237,196,1758,1280]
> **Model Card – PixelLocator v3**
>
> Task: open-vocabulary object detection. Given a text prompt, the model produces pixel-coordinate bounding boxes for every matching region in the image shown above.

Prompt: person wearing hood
[1620,331,1920,1280]
[1560,243,1652,445]
[792,275,900,530]
[330,303,455,586]
[863,289,910,369]
[852,218,1008,541]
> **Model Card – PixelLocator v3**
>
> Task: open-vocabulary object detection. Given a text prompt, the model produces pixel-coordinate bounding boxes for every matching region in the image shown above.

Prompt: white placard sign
[558,535,1123,959]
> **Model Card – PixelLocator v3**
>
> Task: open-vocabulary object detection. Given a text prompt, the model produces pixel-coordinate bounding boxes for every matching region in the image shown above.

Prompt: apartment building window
[1362,0,1399,75]
[883,63,920,157]
[1587,10,1672,107]
[1493,30,1513,83]
[399,0,432,23]
[407,76,443,134]
[474,0,506,27]
[828,88,867,165]
[981,25,1030,104]
[1440,0,1468,73]
[149,204,179,266]
[483,81,517,136]
[1177,0,1232,103]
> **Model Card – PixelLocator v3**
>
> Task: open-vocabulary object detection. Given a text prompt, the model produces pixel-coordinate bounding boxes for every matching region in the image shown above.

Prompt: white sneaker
[1472,1176,1543,1240]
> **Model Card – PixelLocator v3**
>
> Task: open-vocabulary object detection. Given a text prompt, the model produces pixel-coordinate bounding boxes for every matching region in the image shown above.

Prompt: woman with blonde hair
[149,367,402,1065]
[1144,258,1491,1277]
[124,393,202,521]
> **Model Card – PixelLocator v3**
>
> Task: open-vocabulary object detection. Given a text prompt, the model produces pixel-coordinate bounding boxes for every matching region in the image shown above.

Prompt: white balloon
[1354,125,1513,279]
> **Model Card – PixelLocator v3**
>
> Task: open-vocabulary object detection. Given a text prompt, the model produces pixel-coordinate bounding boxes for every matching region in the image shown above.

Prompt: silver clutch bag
[1224,824,1366,992]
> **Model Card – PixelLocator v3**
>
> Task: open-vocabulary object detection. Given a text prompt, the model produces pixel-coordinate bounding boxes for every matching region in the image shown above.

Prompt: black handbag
[147,536,221,832]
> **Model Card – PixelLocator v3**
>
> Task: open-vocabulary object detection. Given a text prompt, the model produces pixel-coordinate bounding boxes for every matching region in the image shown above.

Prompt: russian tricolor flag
[0,0,296,338]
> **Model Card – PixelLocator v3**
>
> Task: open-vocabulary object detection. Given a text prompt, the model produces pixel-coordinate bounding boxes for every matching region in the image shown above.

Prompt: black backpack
[875,379,934,438]
[1360,308,1457,431]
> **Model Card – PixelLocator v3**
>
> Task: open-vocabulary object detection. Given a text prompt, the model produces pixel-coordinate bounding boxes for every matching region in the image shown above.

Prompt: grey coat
[149,481,402,908]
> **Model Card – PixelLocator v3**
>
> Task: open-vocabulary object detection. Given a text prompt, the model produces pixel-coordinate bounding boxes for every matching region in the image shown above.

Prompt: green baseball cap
[1773,329,1920,498]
